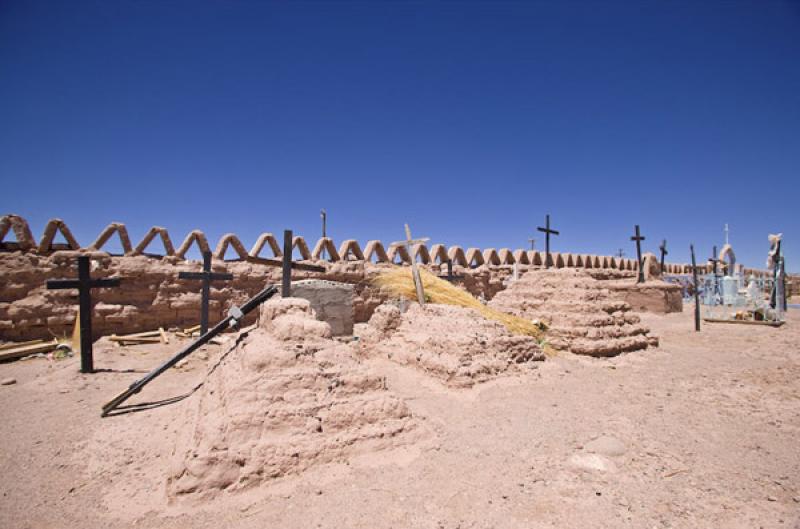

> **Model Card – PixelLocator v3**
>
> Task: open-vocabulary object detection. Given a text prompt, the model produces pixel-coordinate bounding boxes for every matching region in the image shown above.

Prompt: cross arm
[537,227,559,235]
[92,278,121,288]
[390,238,430,247]
[178,271,205,280]
[46,279,81,290]
[247,256,326,273]
[178,271,234,281]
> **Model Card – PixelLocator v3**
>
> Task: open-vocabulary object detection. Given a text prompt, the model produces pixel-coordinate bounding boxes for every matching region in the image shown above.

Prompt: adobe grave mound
[358,303,545,387]
[489,268,658,357]
[167,297,417,499]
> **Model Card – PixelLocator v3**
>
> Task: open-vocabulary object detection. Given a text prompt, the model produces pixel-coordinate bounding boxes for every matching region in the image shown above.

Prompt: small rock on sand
[1,378,17,385]
[584,435,626,457]
[569,453,617,473]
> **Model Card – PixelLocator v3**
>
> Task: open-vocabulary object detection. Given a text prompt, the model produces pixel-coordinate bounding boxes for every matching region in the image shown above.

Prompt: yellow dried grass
[372,267,548,343]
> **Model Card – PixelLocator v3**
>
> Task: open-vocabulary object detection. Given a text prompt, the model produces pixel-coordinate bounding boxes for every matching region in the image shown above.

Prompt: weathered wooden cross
[392,224,429,305]
[46,255,121,373]
[659,239,668,274]
[178,251,233,335]
[690,244,701,332]
[630,225,646,283]
[536,214,559,269]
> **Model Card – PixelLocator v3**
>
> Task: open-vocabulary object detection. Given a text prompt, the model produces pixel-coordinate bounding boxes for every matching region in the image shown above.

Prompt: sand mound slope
[489,269,657,357]
[168,298,416,499]
[359,303,544,386]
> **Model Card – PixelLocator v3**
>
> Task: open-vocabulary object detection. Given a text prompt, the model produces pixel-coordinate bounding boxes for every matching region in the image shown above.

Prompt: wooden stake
[0,339,44,351]
[0,339,59,362]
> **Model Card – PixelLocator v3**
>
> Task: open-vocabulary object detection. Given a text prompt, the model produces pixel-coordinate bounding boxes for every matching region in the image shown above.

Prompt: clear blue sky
[1,1,798,270]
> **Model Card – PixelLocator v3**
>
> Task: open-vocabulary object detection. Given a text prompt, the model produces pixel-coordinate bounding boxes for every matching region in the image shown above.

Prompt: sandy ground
[1,307,799,529]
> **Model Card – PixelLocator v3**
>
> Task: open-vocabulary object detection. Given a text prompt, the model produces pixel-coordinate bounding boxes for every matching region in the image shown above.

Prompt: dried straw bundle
[372,267,547,342]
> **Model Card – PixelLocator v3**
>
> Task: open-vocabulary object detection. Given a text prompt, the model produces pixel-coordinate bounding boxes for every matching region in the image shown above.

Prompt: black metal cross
[709,245,720,277]
[690,244,700,332]
[536,214,559,269]
[178,251,233,335]
[46,255,121,373]
[630,225,646,283]
[659,239,668,273]
[441,258,464,283]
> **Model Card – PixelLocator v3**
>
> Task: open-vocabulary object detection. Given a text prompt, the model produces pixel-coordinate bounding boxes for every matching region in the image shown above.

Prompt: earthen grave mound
[167,298,417,499]
[489,268,658,357]
[358,303,544,387]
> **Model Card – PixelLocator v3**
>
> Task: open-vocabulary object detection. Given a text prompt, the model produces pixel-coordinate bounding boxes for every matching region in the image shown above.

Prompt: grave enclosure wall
[0,215,775,341]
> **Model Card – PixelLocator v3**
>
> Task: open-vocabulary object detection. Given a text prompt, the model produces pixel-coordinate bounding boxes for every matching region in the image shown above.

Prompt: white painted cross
[391,224,429,306]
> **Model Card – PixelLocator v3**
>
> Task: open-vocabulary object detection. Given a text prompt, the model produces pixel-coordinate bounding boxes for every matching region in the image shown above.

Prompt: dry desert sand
[0,301,799,529]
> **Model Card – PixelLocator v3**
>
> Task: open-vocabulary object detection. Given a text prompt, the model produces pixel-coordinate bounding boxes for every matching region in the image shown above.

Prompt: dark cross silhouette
[178,251,233,335]
[616,248,625,259]
[536,214,559,269]
[709,245,720,277]
[320,210,327,260]
[630,225,646,283]
[46,255,121,373]
[277,229,328,298]
[690,244,701,332]
[282,229,293,297]
[441,258,464,283]
[659,239,668,274]
[528,238,536,251]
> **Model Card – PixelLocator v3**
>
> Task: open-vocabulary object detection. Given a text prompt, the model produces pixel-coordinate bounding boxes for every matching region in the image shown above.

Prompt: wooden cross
[659,239,668,274]
[178,251,233,335]
[392,224,429,305]
[46,255,121,373]
[528,238,536,251]
[690,244,700,332]
[630,225,646,283]
[616,248,625,259]
[536,214,559,269]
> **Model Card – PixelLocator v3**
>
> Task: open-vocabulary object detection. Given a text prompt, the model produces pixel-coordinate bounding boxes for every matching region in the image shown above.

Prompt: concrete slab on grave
[289,279,354,335]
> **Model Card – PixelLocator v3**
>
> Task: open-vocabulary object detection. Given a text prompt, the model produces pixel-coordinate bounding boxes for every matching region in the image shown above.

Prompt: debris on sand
[167,298,417,499]
[359,303,544,387]
[489,269,658,357]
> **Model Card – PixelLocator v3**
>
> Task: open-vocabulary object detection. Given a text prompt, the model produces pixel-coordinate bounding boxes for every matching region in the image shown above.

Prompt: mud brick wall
[0,252,507,341]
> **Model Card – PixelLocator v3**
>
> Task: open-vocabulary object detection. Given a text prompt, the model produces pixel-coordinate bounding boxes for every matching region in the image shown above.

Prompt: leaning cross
[659,239,668,274]
[392,224,429,306]
[178,251,233,335]
[630,225,646,283]
[537,214,559,269]
[46,255,121,373]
